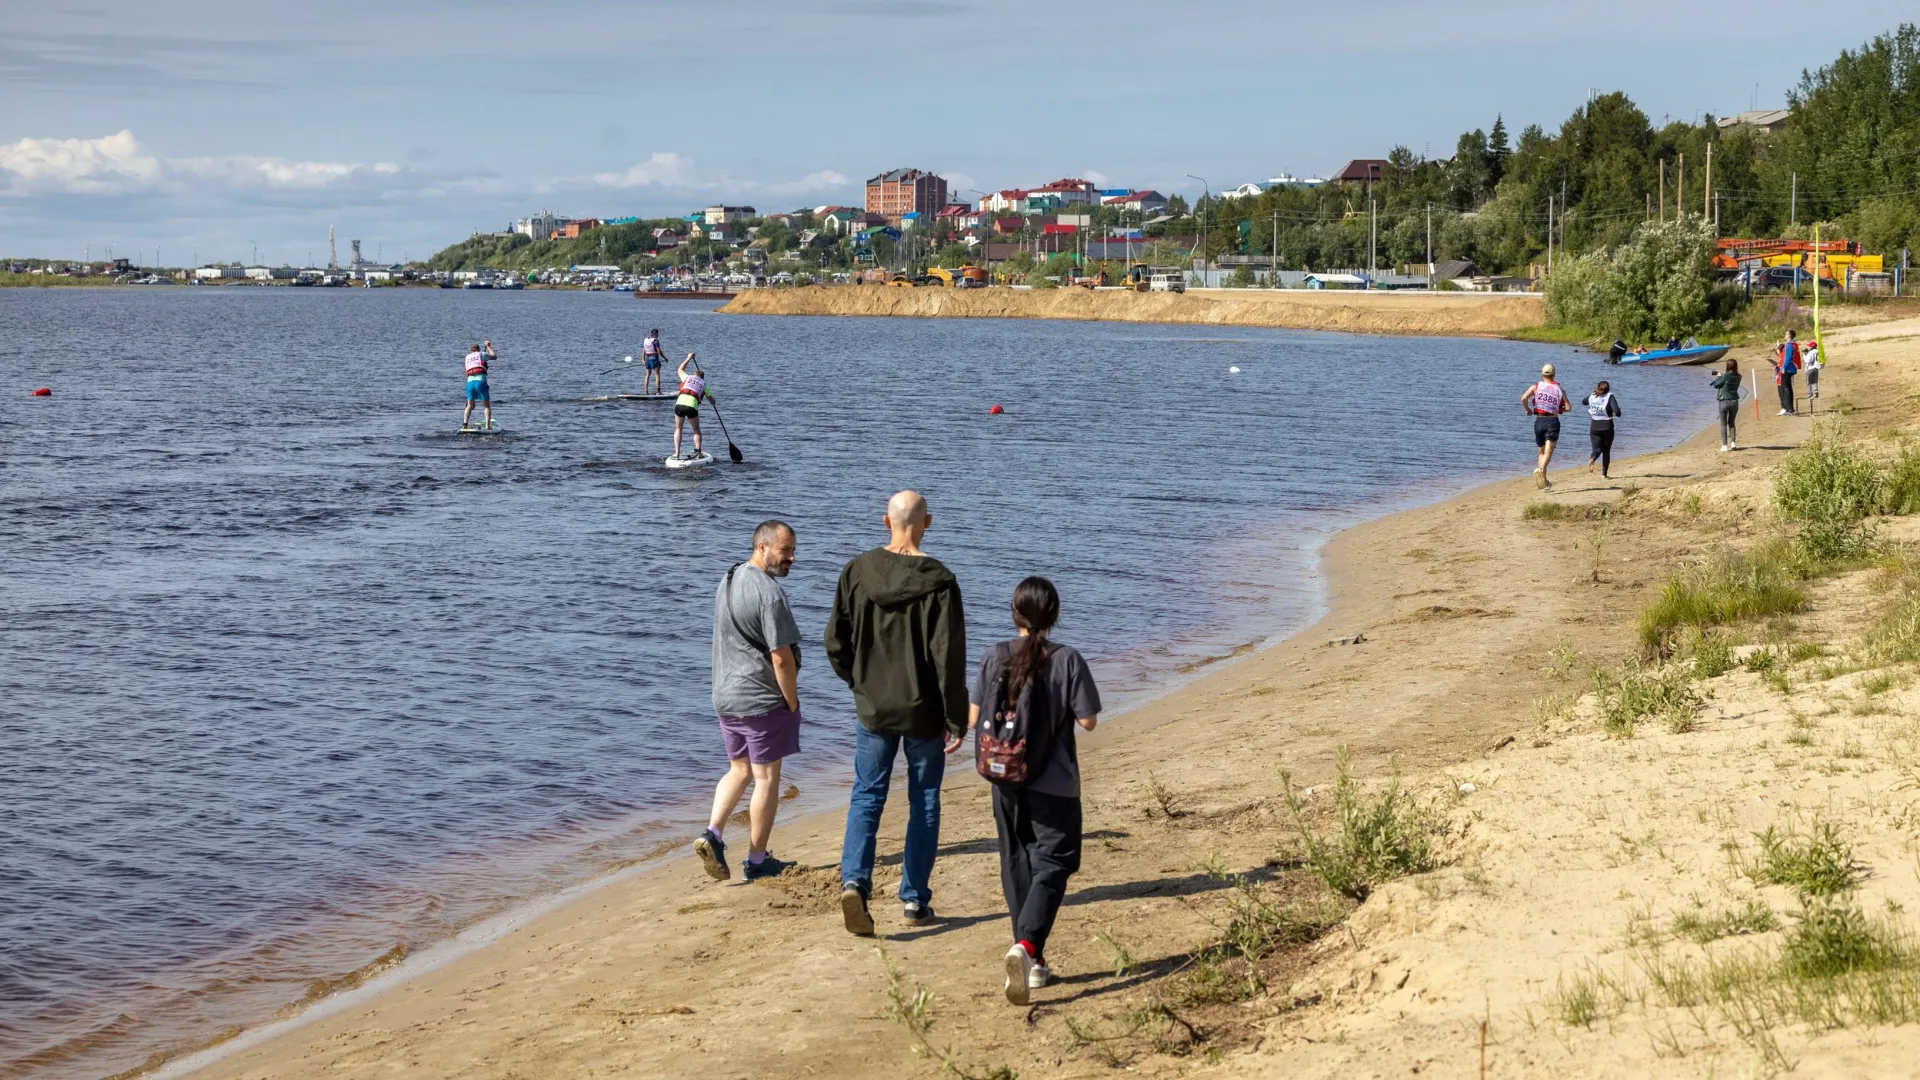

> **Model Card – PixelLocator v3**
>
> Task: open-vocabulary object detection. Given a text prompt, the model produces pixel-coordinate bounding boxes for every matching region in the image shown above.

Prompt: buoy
[30,387,51,396]
[1228,366,1241,374]
[988,404,1003,415]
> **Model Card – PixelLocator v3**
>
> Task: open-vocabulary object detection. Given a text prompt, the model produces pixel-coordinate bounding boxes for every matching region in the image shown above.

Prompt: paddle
[707,398,744,463]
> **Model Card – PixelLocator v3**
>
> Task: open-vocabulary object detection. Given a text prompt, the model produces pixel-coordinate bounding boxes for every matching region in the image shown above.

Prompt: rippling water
[0,288,1709,1077]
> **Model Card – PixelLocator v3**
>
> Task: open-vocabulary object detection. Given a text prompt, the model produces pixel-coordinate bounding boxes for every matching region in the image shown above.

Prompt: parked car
[1148,271,1185,293]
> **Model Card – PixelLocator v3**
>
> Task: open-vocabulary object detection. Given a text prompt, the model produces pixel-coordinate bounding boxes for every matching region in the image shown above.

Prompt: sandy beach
[719,285,1547,337]
[165,314,1920,1080]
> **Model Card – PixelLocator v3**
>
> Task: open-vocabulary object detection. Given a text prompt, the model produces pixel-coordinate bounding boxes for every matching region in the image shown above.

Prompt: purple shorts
[718,708,802,765]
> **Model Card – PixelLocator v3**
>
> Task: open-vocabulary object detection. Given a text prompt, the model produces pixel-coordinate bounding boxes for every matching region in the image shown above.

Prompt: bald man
[825,490,970,935]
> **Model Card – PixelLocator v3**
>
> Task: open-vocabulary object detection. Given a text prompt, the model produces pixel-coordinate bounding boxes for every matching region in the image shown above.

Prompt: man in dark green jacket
[828,489,969,935]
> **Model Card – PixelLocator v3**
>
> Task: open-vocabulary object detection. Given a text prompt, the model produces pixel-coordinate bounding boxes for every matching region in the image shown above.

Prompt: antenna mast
[328,226,338,269]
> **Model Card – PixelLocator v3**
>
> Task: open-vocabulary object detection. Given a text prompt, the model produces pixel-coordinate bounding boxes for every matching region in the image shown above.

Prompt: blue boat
[1608,343,1730,367]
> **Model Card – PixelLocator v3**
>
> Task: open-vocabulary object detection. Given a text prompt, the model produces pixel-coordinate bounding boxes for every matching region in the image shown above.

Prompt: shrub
[1637,544,1809,654]
[1780,901,1910,980]
[1773,420,1885,563]
[1883,442,1920,516]
[1590,661,1703,737]
[1545,217,1718,339]
[1522,501,1569,520]
[1282,749,1438,902]
[1746,822,1859,898]
[1674,899,1780,944]
[1678,630,1736,678]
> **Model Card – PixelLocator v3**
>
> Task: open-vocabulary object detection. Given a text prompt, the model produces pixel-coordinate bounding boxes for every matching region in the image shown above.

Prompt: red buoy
[988,404,1003,415]
[30,387,51,396]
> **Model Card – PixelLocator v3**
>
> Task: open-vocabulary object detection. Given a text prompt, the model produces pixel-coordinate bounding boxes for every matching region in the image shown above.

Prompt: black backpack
[975,642,1055,786]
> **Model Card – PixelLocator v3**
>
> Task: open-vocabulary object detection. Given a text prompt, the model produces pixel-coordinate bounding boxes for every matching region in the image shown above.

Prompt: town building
[1334,159,1388,185]
[554,219,601,239]
[1718,109,1791,132]
[865,168,948,224]
[1034,178,1098,204]
[1100,190,1169,214]
[703,205,757,225]
[513,211,567,241]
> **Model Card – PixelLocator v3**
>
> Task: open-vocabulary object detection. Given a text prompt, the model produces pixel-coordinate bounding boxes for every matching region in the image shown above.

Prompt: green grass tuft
[1746,823,1860,899]
[1282,749,1440,902]
[1637,544,1809,655]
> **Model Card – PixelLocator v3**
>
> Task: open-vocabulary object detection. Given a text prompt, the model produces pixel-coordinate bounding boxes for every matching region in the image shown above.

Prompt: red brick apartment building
[865,168,948,224]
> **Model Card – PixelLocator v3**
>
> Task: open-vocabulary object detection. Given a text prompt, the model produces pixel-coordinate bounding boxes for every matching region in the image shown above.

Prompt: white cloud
[0,129,400,195]
[591,153,851,199]
[591,151,697,189]
[0,129,161,193]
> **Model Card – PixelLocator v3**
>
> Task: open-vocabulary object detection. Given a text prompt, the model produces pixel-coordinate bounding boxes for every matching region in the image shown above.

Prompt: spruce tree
[1488,115,1511,188]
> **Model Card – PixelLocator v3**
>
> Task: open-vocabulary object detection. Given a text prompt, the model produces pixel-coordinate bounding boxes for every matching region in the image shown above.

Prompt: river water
[0,288,1709,1078]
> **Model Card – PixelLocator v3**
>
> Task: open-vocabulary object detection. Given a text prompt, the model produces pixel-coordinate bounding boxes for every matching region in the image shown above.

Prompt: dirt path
[718,286,1546,337]
[175,318,1920,1080]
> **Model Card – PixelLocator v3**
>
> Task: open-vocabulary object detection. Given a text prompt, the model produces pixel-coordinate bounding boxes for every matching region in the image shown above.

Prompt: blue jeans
[840,724,946,906]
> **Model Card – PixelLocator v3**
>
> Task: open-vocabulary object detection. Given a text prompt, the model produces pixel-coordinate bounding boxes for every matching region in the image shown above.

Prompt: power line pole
[1425,203,1432,271]
[1790,172,1798,225]
[1547,195,1554,276]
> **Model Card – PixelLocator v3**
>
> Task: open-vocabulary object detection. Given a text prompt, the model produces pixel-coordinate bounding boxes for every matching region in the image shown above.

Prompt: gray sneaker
[1029,962,1052,990]
[902,902,935,926]
[841,884,875,936]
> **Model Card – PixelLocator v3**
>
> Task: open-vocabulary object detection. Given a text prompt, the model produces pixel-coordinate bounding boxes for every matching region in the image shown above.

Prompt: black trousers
[1718,401,1739,445]
[1777,373,1796,413]
[991,785,1082,958]
[1588,425,1615,475]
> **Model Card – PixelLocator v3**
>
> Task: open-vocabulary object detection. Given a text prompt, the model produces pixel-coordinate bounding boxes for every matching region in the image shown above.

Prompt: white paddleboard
[581,393,674,402]
[664,451,716,469]
[457,426,501,435]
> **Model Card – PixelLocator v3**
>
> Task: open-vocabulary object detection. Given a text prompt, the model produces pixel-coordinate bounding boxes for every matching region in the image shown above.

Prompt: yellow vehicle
[921,267,955,286]
[887,271,915,287]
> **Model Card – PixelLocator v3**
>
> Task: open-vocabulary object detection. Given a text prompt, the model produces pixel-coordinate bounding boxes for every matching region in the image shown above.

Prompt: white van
[1148,271,1185,293]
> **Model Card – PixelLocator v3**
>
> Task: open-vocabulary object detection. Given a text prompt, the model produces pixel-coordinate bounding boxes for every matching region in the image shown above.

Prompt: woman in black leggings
[1585,380,1622,479]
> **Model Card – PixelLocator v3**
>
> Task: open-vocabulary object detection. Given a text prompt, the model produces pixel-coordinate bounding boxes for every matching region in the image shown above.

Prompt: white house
[514,210,567,241]
[702,205,757,225]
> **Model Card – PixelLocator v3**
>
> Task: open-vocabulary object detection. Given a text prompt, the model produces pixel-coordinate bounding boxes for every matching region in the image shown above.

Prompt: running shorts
[1533,415,1561,447]
[675,403,699,418]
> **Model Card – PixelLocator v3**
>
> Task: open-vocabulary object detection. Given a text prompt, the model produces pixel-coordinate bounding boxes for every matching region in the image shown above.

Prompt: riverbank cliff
[719,285,1546,337]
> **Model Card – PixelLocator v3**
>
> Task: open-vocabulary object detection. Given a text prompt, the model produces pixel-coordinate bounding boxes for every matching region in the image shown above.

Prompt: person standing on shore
[1805,338,1823,401]
[1775,330,1801,416]
[1711,359,1744,452]
[694,520,802,883]
[1583,380,1622,480]
[826,490,968,935]
[641,328,665,395]
[1521,363,1569,490]
[970,576,1101,1005]
[673,353,713,460]
[461,339,496,430]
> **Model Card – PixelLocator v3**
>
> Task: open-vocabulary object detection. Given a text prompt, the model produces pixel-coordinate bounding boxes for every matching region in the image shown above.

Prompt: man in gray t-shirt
[693,520,802,884]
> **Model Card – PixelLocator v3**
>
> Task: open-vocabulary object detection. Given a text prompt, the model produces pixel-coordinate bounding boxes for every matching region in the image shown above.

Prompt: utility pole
[1368,195,1376,284]
[1272,210,1279,289]
[1547,195,1554,276]
[1790,172,1797,225]
[1659,159,1666,221]
[1703,143,1713,224]
[1426,203,1433,271]
[1677,154,1685,220]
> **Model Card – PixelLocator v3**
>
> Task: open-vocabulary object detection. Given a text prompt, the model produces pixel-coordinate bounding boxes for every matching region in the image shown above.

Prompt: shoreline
[122,316,1919,1079]
[153,356,1733,1079]
[718,285,1547,336]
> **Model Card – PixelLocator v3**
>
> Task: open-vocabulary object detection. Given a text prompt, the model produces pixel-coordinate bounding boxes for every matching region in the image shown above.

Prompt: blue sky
[1,0,1910,264]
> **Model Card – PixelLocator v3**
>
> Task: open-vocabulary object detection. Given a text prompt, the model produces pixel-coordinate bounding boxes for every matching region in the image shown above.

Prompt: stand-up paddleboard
[664,451,716,469]
[457,425,502,436]
[580,393,674,402]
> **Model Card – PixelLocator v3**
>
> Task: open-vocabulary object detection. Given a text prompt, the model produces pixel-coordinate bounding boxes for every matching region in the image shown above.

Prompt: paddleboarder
[641,328,665,395]
[1521,363,1569,490]
[673,353,715,461]
[461,340,496,430]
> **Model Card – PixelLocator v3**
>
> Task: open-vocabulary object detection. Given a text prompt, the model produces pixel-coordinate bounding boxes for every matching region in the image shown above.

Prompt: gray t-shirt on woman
[970,641,1102,798]
[711,563,802,717]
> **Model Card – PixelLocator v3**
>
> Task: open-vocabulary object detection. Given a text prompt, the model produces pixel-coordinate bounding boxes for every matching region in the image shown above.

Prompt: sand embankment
[720,285,1546,336]
[175,317,1920,1080]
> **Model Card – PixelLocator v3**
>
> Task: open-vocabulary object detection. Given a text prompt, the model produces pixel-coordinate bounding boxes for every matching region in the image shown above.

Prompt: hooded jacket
[824,548,968,740]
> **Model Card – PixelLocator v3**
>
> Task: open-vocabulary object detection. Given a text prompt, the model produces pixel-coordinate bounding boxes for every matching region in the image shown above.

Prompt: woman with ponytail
[968,576,1102,1005]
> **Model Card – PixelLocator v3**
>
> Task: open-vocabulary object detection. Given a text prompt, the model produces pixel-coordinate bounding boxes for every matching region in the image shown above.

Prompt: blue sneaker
[694,829,729,881]
[742,853,793,882]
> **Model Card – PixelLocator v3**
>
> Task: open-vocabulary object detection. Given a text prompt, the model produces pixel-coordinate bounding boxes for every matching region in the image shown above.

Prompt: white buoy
[1229,366,1241,374]
[624,355,634,363]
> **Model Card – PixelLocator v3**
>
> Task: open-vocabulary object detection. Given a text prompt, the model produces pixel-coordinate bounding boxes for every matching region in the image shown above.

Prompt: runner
[673,353,714,460]
[641,328,665,395]
[1584,379,1622,480]
[461,339,496,430]
[1710,358,1743,451]
[1521,363,1570,490]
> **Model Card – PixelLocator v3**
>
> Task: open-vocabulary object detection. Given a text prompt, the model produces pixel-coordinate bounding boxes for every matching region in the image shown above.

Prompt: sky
[1,0,1911,265]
